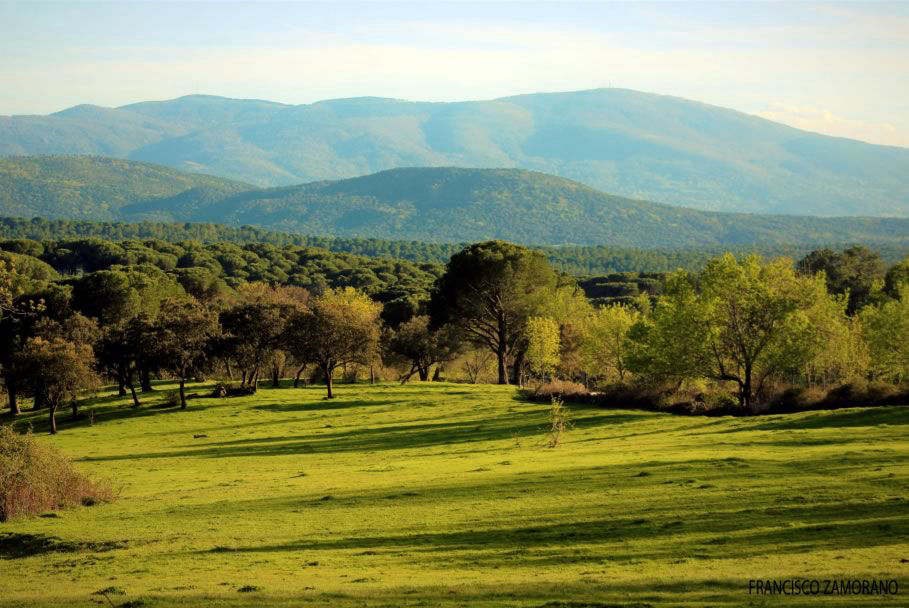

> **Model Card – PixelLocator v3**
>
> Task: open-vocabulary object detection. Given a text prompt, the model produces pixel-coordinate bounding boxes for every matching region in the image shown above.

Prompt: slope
[2,89,908,216]
[124,166,909,248]
[0,156,255,220]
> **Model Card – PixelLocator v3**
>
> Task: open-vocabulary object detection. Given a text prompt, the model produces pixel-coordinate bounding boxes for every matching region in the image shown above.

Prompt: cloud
[754,102,909,148]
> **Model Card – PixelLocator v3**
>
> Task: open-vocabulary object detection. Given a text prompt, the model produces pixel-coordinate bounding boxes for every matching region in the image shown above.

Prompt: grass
[1,381,908,607]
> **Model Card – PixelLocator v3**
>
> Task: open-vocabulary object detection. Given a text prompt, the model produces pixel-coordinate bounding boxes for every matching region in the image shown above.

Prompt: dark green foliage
[883,255,909,297]
[0,236,441,313]
[0,156,252,220]
[2,217,908,277]
[797,246,885,312]
[2,159,909,248]
[578,273,664,307]
[430,241,560,384]
[3,89,909,216]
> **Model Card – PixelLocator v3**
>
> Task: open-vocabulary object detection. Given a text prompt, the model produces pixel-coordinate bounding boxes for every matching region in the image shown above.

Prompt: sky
[1,1,908,147]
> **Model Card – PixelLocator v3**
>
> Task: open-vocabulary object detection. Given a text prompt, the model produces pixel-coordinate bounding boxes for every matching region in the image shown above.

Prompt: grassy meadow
[1,381,908,607]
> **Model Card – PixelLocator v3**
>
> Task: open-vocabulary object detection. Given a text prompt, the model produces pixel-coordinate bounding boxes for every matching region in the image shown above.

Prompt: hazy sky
[2,1,908,147]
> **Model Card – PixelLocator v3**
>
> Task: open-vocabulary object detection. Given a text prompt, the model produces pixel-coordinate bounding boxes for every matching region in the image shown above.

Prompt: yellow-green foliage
[581,304,640,382]
[0,382,907,607]
[862,288,909,383]
[524,316,560,376]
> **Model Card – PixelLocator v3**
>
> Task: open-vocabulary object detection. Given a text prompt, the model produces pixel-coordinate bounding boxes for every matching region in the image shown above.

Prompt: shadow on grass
[79,411,637,461]
[252,398,402,413]
[200,496,909,565]
[733,407,909,432]
[0,533,127,559]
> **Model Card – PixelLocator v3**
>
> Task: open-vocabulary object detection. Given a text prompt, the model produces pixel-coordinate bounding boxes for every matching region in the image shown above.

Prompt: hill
[2,158,908,248]
[0,156,253,220]
[3,382,907,607]
[2,89,908,216]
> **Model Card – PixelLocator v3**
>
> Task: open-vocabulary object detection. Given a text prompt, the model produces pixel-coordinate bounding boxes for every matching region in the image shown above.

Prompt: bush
[523,379,589,402]
[593,381,743,415]
[766,381,909,413]
[766,386,827,413]
[0,425,115,521]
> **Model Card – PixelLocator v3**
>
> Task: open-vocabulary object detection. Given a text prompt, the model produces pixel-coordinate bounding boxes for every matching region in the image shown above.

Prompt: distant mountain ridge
[1,156,908,249]
[2,89,908,216]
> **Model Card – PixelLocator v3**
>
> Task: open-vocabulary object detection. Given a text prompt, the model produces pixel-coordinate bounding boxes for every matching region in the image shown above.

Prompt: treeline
[0,236,442,326]
[1,239,908,435]
[3,216,907,275]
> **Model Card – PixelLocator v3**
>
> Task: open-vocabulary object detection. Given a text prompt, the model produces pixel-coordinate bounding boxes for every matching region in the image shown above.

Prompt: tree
[96,319,146,407]
[15,337,98,434]
[862,287,909,383]
[218,285,301,391]
[630,255,828,408]
[285,287,382,398]
[525,316,560,380]
[803,292,869,385]
[155,299,220,409]
[581,304,641,383]
[797,246,884,313]
[32,313,100,419]
[884,256,909,299]
[385,316,461,383]
[430,241,559,384]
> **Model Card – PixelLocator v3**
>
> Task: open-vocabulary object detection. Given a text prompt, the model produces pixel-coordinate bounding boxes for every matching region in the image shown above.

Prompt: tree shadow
[198,496,908,566]
[78,410,637,462]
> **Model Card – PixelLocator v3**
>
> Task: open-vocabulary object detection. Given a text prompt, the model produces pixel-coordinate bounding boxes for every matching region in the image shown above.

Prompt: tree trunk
[49,404,57,435]
[742,363,753,410]
[241,369,247,386]
[271,365,280,388]
[71,400,79,420]
[7,384,18,416]
[118,378,127,397]
[370,365,375,385]
[128,380,140,408]
[510,350,525,386]
[225,361,234,381]
[33,386,47,411]
[294,364,306,388]
[497,347,508,385]
[251,367,259,393]
[324,364,333,399]
[179,378,187,410]
[432,365,441,382]
[418,365,429,382]
[140,368,153,392]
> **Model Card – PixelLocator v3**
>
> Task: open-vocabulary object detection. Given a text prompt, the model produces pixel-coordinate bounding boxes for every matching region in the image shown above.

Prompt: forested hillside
[2,216,907,276]
[2,158,909,249]
[3,89,909,216]
[0,156,252,219]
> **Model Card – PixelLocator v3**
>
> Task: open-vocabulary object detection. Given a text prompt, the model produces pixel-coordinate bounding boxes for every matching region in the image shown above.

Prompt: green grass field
[1,381,908,607]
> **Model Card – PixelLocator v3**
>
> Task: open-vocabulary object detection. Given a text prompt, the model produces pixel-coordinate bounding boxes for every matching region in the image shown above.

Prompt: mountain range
[1,156,907,248]
[2,89,908,217]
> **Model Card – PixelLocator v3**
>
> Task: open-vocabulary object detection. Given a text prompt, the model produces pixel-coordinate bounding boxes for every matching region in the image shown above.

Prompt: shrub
[0,425,115,521]
[546,396,573,448]
[766,386,828,413]
[523,379,589,402]
[821,380,906,408]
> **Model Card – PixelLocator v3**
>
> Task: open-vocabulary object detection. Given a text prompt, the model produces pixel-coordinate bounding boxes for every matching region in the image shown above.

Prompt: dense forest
[3,216,907,275]
[1,234,907,435]
[4,157,909,248]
